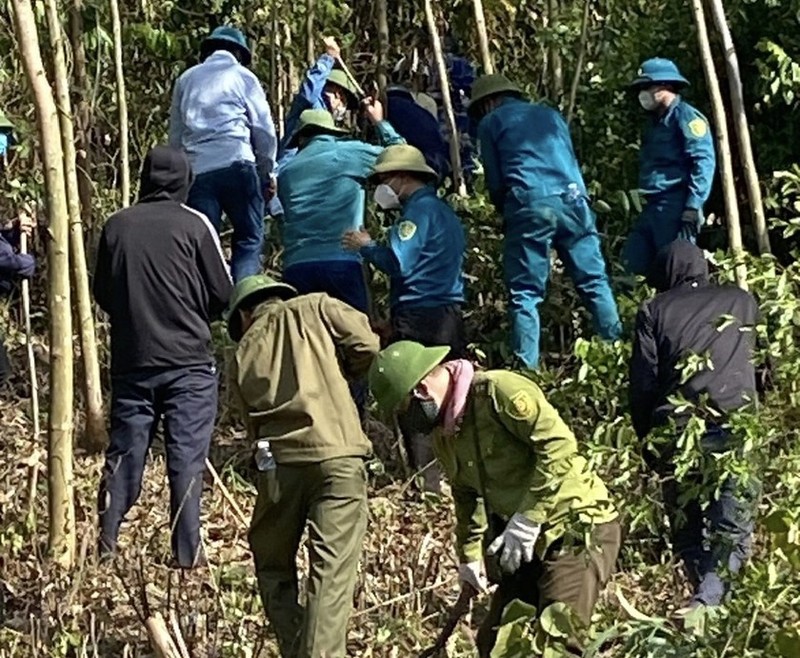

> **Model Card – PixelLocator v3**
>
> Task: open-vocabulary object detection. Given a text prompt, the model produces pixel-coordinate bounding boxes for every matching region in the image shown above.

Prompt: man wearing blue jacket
[624,58,717,276]
[470,74,621,369]
[0,214,35,385]
[169,26,277,281]
[342,144,465,489]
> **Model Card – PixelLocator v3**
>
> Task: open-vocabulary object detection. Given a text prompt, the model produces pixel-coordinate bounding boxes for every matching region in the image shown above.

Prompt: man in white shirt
[169,26,277,281]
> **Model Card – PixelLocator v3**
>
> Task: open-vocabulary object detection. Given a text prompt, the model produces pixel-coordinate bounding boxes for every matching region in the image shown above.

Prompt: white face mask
[638,89,658,112]
[331,105,348,122]
[373,183,402,210]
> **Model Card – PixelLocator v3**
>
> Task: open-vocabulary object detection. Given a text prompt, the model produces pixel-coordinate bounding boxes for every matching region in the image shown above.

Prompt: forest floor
[0,382,700,658]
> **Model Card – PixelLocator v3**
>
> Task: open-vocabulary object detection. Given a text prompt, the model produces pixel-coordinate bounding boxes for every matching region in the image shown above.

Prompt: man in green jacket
[227,274,379,658]
[369,341,621,655]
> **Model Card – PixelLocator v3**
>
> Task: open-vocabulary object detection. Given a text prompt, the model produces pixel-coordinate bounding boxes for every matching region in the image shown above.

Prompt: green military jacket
[433,370,618,563]
[232,293,379,464]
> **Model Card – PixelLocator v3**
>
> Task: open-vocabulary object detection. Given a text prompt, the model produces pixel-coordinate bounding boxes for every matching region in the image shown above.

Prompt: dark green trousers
[249,456,368,658]
[477,520,622,657]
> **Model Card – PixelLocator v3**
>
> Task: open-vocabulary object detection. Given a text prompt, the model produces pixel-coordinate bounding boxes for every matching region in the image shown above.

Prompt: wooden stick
[169,610,191,658]
[423,0,466,196]
[144,613,182,658]
[19,229,40,439]
[335,56,366,99]
[204,458,250,529]
[472,0,494,74]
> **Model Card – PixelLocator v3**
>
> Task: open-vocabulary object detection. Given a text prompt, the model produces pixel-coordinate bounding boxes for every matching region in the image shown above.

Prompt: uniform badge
[398,220,417,241]
[508,390,535,420]
[688,118,708,138]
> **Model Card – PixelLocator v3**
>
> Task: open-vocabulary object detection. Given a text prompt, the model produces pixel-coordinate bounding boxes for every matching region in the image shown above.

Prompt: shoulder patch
[398,220,417,241]
[507,390,535,420]
[687,117,708,138]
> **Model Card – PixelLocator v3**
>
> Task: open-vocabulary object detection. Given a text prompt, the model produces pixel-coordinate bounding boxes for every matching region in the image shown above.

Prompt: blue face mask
[0,132,8,157]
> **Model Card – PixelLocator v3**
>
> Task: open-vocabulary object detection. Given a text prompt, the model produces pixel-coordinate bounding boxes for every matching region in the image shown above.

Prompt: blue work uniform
[386,91,451,181]
[623,96,716,275]
[278,121,404,313]
[477,96,621,368]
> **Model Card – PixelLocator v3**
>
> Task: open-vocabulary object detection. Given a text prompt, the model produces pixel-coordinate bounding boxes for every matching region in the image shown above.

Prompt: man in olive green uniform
[226,274,380,658]
[368,341,621,655]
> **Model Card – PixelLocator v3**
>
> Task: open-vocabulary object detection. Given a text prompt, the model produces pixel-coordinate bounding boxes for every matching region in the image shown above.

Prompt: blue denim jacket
[361,187,465,309]
[169,51,277,181]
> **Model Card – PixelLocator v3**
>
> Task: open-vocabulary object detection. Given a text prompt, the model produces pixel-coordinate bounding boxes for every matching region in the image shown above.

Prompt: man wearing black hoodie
[94,145,233,568]
[630,240,759,610]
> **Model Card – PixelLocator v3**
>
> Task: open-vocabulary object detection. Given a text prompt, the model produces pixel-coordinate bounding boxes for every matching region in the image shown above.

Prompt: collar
[205,50,239,65]
[658,95,682,125]
[402,185,435,207]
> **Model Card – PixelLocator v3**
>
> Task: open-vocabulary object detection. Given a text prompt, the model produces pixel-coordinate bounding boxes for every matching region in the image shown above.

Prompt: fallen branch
[144,612,182,658]
[205,458,250,529]
[352,576,456,618]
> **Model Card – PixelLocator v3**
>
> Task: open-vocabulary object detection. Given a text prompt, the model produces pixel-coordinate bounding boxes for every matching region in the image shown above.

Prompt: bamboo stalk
[423,0,466,196]
[144,613,182,658]
[472,0,494,74]
[566,0,591,124]
[691,0,748,289]
[19,229,40,440]
[205,458,250,529]
[707,0,771,255]
[376,0,389,94]
[109,0,130,206]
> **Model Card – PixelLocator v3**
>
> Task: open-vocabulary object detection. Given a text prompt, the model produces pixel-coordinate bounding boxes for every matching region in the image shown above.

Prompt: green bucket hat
[225,274,297,342]
[0,110,14,130]
[202,26,252,66]
[326,69,361,110]
[369,144,437,183]
[629,58,690,89]
[468,74,523,117]
[287,109,349,148]
[368,341,450,418]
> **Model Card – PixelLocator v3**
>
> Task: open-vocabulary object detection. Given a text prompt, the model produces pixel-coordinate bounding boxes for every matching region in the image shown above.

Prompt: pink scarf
[441,359,476,436]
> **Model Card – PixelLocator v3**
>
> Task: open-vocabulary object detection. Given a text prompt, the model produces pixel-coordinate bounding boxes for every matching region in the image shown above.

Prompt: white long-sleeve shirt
[169,51,277,181]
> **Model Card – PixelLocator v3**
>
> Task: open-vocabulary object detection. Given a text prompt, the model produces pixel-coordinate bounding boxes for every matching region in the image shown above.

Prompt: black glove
[677,209,700,240]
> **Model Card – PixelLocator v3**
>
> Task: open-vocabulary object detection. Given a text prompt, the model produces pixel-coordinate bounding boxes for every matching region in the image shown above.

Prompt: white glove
[487,513,541,574]
[457,561,487,593]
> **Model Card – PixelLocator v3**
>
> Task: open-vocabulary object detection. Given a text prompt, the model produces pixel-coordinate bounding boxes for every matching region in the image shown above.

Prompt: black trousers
[392,304,465,480]
[0,332,10,383]
[98,363,218,567]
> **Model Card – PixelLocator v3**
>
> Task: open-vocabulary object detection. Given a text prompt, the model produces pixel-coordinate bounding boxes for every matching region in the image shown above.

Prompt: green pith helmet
[225,274,297,341]
[0,110,13,130]
[369,144,437,183]
[468,74,523,117]
[368,341,450,418]
[201,26,252,66]
[287,109,349,148]
[326,69,361,110]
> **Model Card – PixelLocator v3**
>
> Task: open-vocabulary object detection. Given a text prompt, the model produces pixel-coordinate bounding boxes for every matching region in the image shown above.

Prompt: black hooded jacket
[94,146,232,374]
[629,240,758,439]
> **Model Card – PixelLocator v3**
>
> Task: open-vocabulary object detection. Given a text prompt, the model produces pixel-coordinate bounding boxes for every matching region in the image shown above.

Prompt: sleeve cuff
[458,540,483,563]
[684,197,703,211]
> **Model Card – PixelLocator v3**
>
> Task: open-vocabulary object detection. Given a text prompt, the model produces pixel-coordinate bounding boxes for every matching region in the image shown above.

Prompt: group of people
[0,23,753,658]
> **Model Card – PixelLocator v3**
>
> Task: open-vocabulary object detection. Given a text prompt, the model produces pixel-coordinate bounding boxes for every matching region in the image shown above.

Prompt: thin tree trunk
[472,0,494,74]
[376,0,389,94]
[19,227,40,441]
[69,0,93,230]
[109,0,129,206]
[423,0,466,196]
[691,0,747,289]
[45,0,107,452]
[548,0,564,101]
[566,0,591,124]
[707,0,771,255]
[10,0,76,568]
[305,0,314,67]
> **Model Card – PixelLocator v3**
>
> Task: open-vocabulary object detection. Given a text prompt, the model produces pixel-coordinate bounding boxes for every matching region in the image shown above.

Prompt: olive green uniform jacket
[232,293,379,463]
[433,370,618,563]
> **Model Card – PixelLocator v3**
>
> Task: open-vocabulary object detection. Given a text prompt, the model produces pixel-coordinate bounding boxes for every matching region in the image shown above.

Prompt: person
[469,73,621,369]
[624,58,716,276]
[277,36,360,161]
[0,213,35,386]
[385,85,450,180]
[226,273,379,658]
[278,104,403,314]
[169,25,277,281]
[342,144,466,489]
[93,145,233,568]
[368,341,621,656]
[0,110,15,163]
[629,240,758,610]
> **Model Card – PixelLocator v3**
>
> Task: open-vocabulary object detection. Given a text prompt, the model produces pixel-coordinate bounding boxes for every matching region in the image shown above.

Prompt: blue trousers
[283,260,370,414]
[503,194,621,368]
[187,161,265,282]
[623,194,695,276]
[661,428,756,606]
[98,364,218,567]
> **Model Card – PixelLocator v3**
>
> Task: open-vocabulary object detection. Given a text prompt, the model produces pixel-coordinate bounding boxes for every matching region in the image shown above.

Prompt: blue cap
[202,26,251,65]
[630,58,689,89]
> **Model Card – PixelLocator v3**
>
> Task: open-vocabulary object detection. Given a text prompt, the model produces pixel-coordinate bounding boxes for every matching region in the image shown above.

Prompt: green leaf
[539,602,577,639]
[615,586,666,625]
